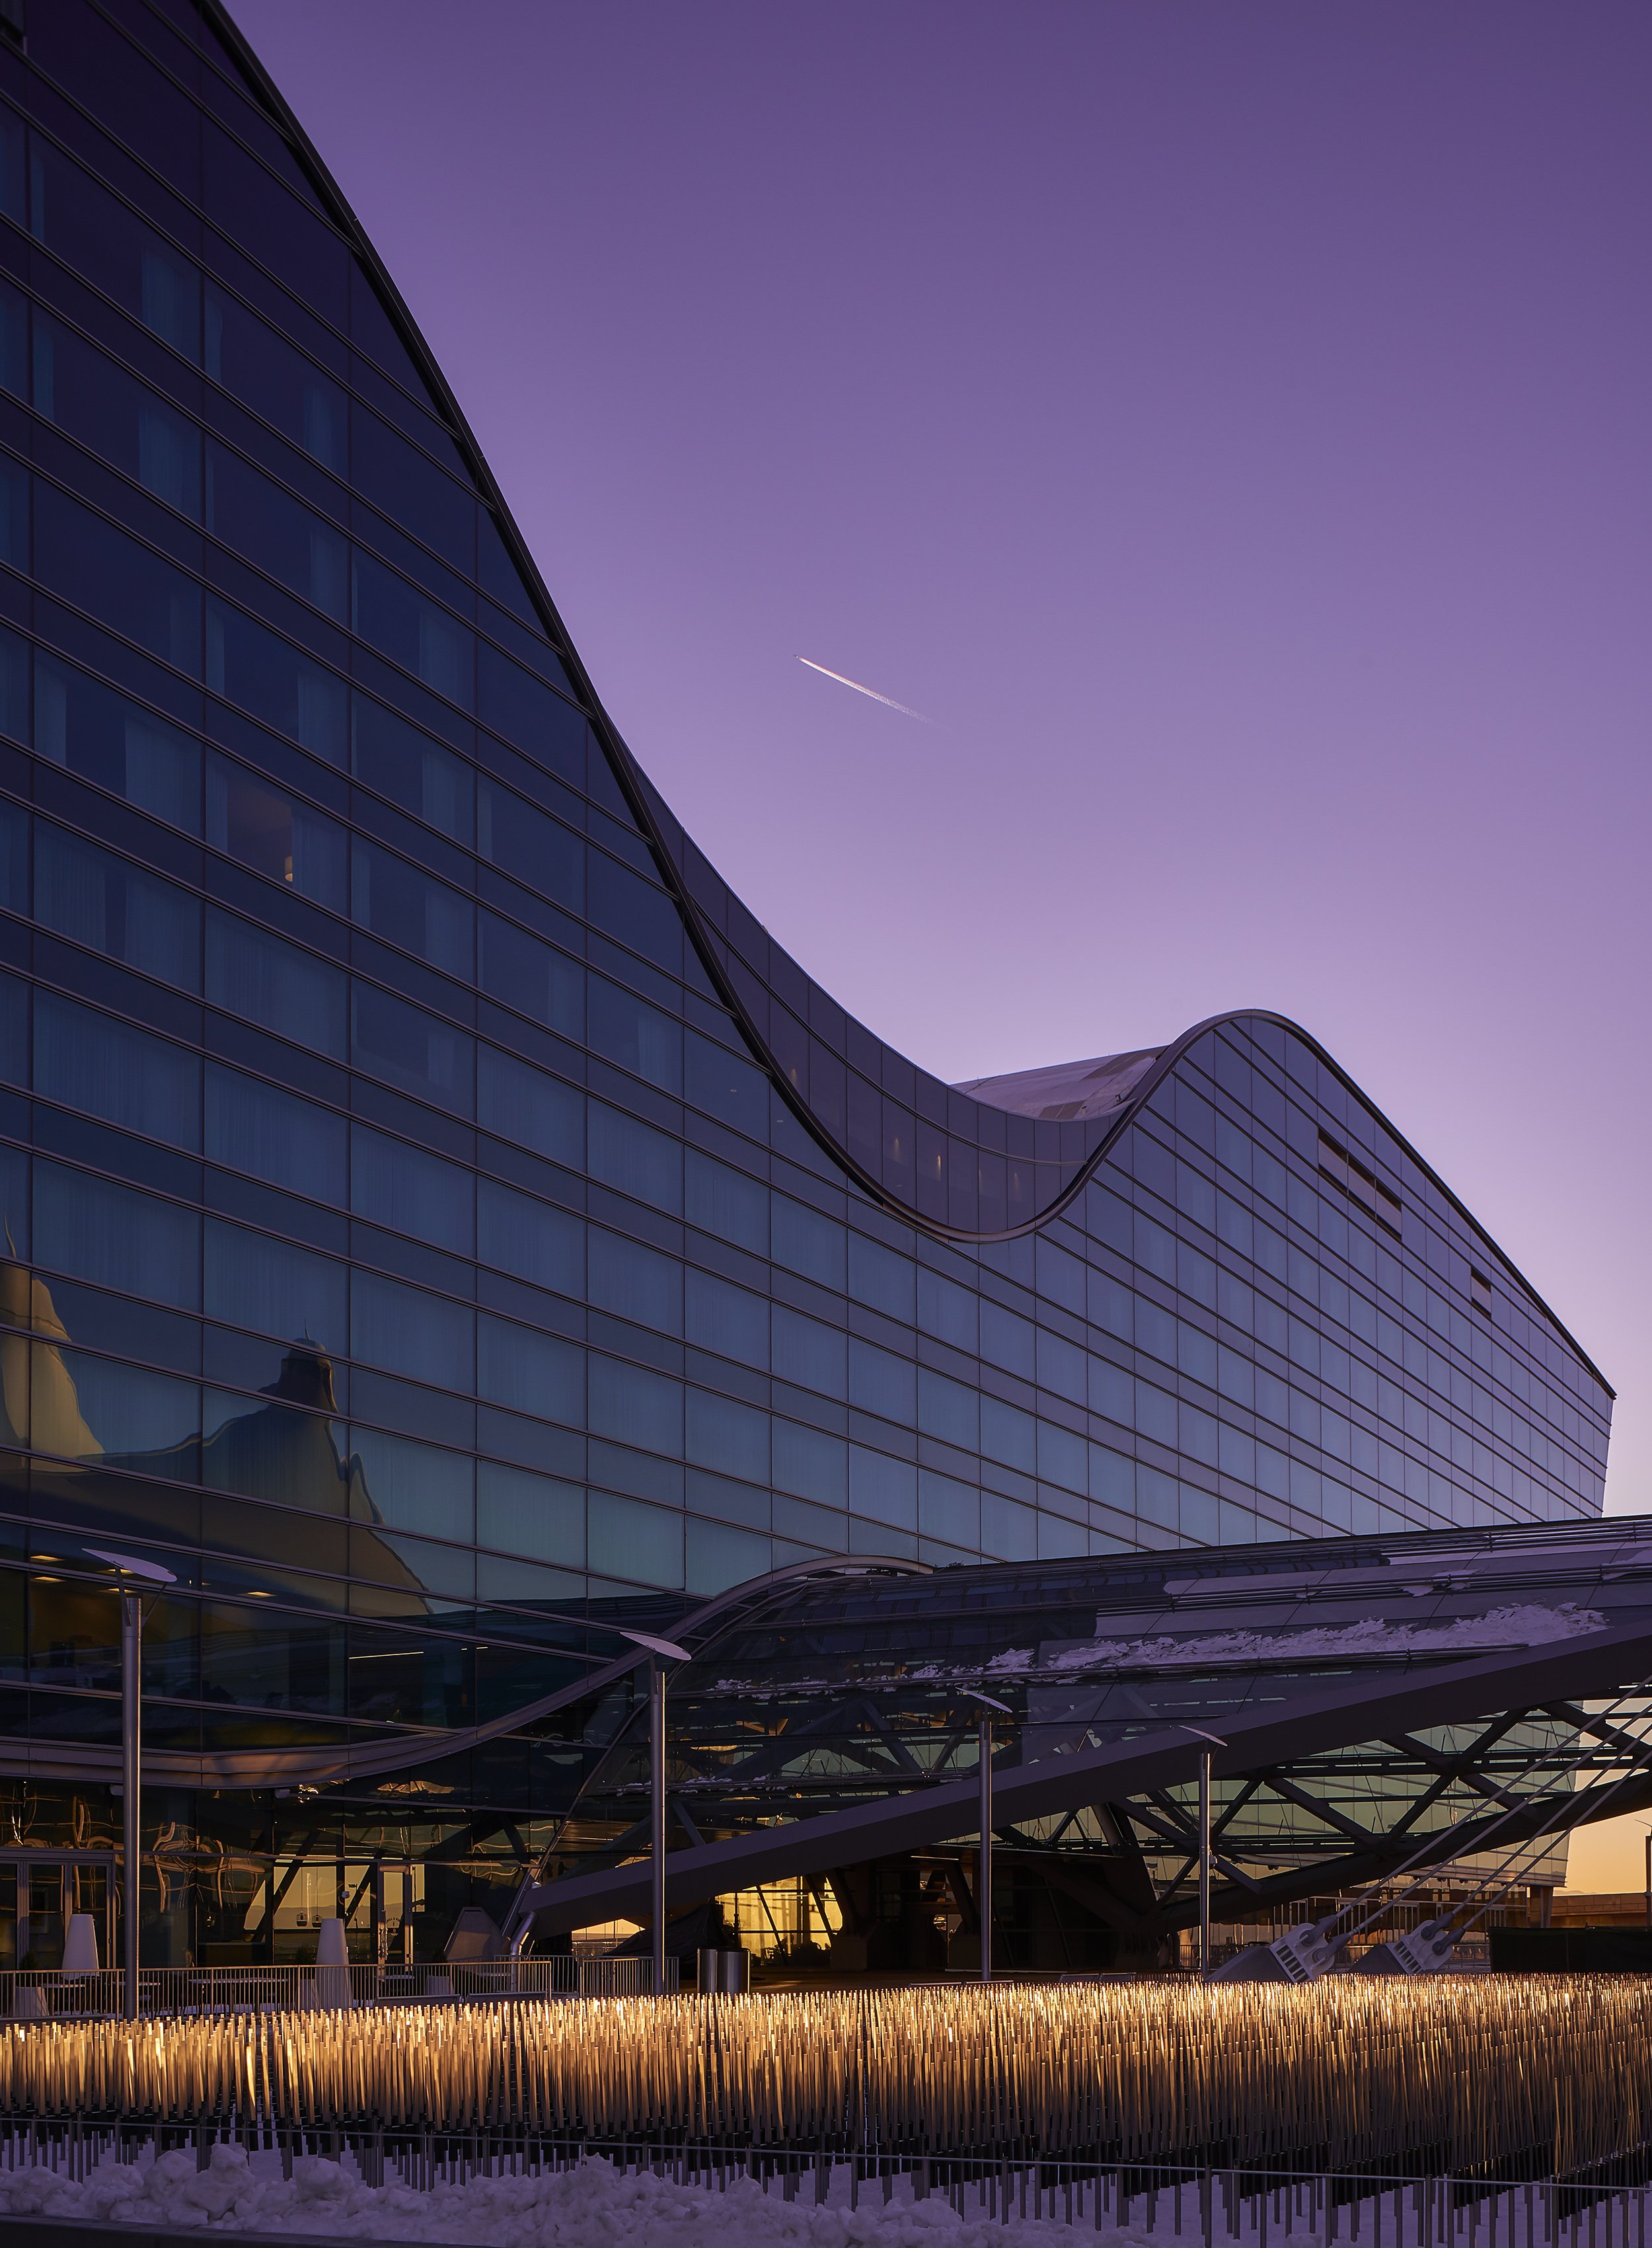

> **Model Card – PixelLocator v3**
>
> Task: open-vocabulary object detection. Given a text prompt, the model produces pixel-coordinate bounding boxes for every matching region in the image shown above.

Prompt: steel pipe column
[1198,1745,1212,1978]
[121,1590,140,2021]
[979,1713,993,1983]
[651,1661,667,1996]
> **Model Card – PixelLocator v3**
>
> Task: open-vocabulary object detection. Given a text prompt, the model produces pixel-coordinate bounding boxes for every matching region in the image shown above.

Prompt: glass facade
[0,0,1610,1966]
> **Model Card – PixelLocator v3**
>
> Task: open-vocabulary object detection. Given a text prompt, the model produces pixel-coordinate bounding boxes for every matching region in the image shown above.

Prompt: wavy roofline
[207,3,1609,1399]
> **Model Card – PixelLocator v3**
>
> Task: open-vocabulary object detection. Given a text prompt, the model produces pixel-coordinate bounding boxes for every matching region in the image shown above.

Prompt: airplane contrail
[796,655,932,724]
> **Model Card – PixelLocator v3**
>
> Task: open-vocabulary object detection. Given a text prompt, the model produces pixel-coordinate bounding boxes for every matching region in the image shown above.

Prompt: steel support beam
[519,1619,1652,1934]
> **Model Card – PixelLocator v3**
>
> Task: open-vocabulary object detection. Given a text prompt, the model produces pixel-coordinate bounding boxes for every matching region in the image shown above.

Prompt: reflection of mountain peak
[0,1259,72,1346]
[261,1344,338,1415]
[0,1262,98,1458]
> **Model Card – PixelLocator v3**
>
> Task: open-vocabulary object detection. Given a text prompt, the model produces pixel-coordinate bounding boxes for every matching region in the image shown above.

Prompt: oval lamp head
[86,1549,177,1585]
[619,1628,693,1664]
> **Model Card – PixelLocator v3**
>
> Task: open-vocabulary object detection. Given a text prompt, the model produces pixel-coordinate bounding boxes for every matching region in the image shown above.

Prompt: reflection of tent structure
[200,1346,356,1513]
[1,1260,431,1616]
[194,1348,435,1615]
[0,1262,99,1458]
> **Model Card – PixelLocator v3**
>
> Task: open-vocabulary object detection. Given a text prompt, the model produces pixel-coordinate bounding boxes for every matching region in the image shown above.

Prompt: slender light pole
[1174,1723,1227,1979]
[619,1629,692,1997]
[1198,1746,1212,1977]
[963,1691,1012,1984]
[88,1551,175,2020]
[122,1589,140,2013]
[1644,1830,1650,1934]
[650,1663,666,1988]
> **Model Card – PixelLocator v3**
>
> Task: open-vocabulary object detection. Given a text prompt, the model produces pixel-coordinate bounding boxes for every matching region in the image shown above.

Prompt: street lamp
[962,1690,1012,1984]
[1172,1723,1228,1979]
[618,1629,693,1997]
[87,1550,176,2020]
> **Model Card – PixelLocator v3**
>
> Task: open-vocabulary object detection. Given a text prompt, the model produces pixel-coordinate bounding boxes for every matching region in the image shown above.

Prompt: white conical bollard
[315,1915,353,2009]
[61,1914,100,1973]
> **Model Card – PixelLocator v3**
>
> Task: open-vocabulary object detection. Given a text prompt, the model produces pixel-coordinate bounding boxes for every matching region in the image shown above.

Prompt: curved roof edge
[0,1551,927,1793]
[206,5,1608,1396]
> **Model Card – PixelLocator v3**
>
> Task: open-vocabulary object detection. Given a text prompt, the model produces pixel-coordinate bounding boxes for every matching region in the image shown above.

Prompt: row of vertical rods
[3,1982,1652,2179]
[0,2123,1647,2245]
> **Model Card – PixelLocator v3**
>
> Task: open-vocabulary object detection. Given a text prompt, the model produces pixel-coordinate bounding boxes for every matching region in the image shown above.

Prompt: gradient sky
[232,1,1652,1518]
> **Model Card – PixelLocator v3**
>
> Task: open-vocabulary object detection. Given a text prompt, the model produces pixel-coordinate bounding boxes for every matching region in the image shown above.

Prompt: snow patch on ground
[0,2140,1289,2245]
[0,2143,1618,2247]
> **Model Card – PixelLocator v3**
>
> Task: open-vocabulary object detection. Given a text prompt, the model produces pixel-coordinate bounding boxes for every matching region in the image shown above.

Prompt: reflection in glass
[477,1457,583,1567]
[203,1221,346,1354]
[28,139,200,358]
[351,985,472,1114]
[34,486,200,674]
[477,1181,580,1295]
[205,285,346,473]
[205,910,348,1060]
[351,1124,472,1253]
[35,1346,199,1481]
[353,552,472,707]
[477,1044,582,1166]
[351,1270,472,1390]
[202,1348,352,1513]
[207,444,348,619]
[206,752,346,908]
[476,1315,583,1426]
[34,993,200,1150]
[35,826,201,991]
[348,1425,473,1541]
[33,1165,200,1312]
[351,838,472,978]
[207,1066,346,1202]
[199,1602,346,1716]
[353,697,473,845]
[33,316,202,517]
[206,601,347,765]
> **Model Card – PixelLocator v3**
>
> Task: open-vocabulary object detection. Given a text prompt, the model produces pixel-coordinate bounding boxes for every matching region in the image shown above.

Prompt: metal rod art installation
[0,1981,1649,2182]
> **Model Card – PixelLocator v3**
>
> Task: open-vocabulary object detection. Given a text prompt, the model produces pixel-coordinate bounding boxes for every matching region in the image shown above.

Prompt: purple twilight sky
[231,0,1651,1513]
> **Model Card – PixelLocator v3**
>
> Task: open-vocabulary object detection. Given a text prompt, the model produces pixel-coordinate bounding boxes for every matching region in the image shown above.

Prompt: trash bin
[720,1948,749,1994]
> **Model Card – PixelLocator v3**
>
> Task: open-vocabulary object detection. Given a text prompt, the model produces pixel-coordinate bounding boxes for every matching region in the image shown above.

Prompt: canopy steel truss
[510,1520,1652,1948]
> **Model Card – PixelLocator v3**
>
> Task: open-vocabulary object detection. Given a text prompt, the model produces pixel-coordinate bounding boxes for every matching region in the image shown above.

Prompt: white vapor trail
[796,655,932,724]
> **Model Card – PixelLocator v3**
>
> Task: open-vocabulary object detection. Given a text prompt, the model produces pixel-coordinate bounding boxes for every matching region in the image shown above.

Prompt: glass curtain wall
[0,0,1608,1962]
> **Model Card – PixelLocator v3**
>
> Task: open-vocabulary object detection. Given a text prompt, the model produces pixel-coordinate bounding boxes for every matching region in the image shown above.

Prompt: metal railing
[0,1954,678,2019]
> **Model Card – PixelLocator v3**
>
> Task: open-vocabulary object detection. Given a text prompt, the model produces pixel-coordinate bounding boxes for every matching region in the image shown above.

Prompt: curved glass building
[0,0,1610,1970]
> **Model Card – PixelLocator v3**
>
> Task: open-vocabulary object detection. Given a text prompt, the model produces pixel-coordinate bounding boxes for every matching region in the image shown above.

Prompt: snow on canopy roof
[952,1047,1163,1122]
